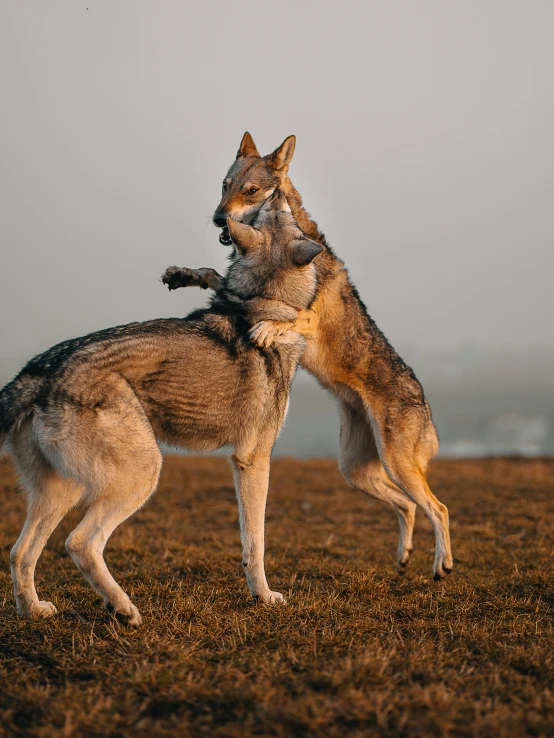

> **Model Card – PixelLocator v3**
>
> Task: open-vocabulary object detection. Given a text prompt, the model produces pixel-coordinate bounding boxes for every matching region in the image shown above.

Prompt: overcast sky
[1,1,553,383]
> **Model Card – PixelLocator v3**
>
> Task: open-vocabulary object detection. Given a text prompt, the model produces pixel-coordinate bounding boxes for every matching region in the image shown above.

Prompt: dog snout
[213,211,227,228]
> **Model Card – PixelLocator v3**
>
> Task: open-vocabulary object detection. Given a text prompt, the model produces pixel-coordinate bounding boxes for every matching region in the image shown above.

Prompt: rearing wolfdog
[0,192,322,623]
[167,133,453,580]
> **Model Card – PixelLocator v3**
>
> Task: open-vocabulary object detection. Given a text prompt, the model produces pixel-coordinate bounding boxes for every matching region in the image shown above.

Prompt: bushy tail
[0,373,43,453]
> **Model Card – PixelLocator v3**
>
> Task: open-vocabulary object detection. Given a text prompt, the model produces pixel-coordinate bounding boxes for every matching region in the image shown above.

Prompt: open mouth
[219,226,233,246]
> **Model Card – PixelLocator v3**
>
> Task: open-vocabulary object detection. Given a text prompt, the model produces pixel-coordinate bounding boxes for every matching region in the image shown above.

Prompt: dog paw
[255,590,286,604]
[25,601,58,619]
[397,547,414,574]
[432,562,453,581]
[250,321,282,348]
[123,603,143,627]
[106,600,143,627]
[161,266,193,291]
[162,267,214,291]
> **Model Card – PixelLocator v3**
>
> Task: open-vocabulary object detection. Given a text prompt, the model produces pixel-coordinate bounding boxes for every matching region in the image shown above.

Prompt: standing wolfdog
[166,133,453,580]
[0,193,322,623]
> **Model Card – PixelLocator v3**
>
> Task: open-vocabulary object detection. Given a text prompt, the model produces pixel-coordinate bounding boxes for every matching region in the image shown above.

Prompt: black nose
[213,212,227,228]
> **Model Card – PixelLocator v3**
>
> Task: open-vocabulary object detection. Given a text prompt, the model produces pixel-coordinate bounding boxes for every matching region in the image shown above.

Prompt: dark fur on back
[0,197,318,454]
[2,190,326,622]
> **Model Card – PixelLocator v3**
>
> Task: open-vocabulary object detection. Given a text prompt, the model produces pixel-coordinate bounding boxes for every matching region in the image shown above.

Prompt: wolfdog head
[213,132,296,244]
[224,190,322,309]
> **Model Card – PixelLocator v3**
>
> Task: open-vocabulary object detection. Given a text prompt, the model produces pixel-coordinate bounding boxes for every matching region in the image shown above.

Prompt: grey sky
[1,0,553,384]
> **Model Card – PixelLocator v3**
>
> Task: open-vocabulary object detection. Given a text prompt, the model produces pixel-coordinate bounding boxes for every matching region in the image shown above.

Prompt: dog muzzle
[219,226,233,246]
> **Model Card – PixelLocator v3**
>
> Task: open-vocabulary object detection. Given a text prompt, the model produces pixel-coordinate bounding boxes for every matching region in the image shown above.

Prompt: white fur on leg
[231,453,285,604]
[10,422,83,618]
[65,449,161,627]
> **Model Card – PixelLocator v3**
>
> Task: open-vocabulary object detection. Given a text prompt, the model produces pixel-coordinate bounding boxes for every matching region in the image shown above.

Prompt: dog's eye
[248,187,259,195]
[222,182,228,192]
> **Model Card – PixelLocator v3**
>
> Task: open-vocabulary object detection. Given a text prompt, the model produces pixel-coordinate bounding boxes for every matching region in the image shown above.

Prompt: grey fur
[167,133,453,581]
[1,193,321,623]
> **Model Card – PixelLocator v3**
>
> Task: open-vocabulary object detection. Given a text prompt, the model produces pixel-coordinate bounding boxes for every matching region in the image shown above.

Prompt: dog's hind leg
[53,385,164,626]
[338,401,417,572]
[65,443,162,627]
[375,415,452,580]
[385,460,451,580]
[230,451,283,604]
[10,424,82,618]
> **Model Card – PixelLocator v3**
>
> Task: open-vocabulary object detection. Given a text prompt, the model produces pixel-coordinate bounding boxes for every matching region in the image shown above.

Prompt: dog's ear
[260,189,291,214]
[236,131,260,160]
[268,135,296,172]
[227,218,261,253]
[290,238,323,266]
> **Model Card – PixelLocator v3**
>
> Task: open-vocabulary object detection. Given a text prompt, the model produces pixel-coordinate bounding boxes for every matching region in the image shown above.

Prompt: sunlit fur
[173,132,452,580]
[0,194,322,624]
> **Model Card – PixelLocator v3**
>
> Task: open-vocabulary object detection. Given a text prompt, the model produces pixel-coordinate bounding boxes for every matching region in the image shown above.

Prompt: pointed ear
[290,238,323,266]
[227,218,261,253]
[236,131,260,160]
[260,188,291,214]
[268,135,296,172]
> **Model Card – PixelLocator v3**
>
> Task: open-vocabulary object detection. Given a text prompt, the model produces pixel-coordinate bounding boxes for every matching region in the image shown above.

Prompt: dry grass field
[1,455,553,737]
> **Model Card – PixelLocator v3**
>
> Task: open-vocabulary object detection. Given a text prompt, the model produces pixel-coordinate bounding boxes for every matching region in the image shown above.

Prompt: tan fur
[1,193,323,623]
[172,133,452,579]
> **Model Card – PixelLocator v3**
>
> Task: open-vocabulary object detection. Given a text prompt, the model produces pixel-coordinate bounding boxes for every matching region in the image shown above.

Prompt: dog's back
[2,191,323,623]
[1,191,320,456]
[7,311,300,454]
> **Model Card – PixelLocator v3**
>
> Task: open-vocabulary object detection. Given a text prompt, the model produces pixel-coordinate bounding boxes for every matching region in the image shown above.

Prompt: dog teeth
[219,227,232,245]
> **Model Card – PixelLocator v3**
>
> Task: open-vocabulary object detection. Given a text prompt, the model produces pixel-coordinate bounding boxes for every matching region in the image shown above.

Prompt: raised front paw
[249,321,288,348]
[161,266,200,291]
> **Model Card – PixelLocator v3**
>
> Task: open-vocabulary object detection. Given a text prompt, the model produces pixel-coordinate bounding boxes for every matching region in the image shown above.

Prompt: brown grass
[1,456,554,737]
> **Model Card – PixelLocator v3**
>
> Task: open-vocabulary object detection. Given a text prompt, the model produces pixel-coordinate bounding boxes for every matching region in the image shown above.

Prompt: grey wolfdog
[0,192,322,624]
[166,132,453,581]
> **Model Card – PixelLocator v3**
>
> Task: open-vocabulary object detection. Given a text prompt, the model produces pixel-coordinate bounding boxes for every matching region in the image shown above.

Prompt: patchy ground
[1,456,553,737]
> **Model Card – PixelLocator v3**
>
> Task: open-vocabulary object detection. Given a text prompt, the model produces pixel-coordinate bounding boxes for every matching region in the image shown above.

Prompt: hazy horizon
[1,2,553,457]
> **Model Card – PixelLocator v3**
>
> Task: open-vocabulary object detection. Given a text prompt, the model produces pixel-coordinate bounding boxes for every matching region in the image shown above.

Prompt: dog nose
[213,212,227,228]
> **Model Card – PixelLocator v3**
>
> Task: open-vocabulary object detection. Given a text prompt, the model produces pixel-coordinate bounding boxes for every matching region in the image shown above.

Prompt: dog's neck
[279,177,328,248]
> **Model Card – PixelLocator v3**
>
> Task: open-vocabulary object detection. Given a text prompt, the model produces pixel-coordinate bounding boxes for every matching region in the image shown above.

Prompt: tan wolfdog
[166,133,453,580]
[0,192,323,623]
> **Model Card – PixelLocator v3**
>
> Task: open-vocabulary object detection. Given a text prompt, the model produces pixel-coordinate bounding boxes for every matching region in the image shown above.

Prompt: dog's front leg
[230,453,284,604]
[161,266,224,292]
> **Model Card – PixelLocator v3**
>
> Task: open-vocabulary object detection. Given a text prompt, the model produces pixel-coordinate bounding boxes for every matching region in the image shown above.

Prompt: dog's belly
[134,349,246,451]
[135,346,296,453]
[144,392,239,452]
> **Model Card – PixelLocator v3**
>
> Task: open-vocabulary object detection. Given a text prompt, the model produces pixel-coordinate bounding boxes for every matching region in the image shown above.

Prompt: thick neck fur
[279,174,394,354]
[279,176,344,283]
[280,178,327,246]
[222,211,318,309]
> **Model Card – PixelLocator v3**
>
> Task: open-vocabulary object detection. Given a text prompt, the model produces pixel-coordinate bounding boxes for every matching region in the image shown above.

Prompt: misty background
[1,1,553,457]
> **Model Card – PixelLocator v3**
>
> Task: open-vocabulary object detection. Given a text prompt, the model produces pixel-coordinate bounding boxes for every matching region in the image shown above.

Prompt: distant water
[272,370,554,458]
